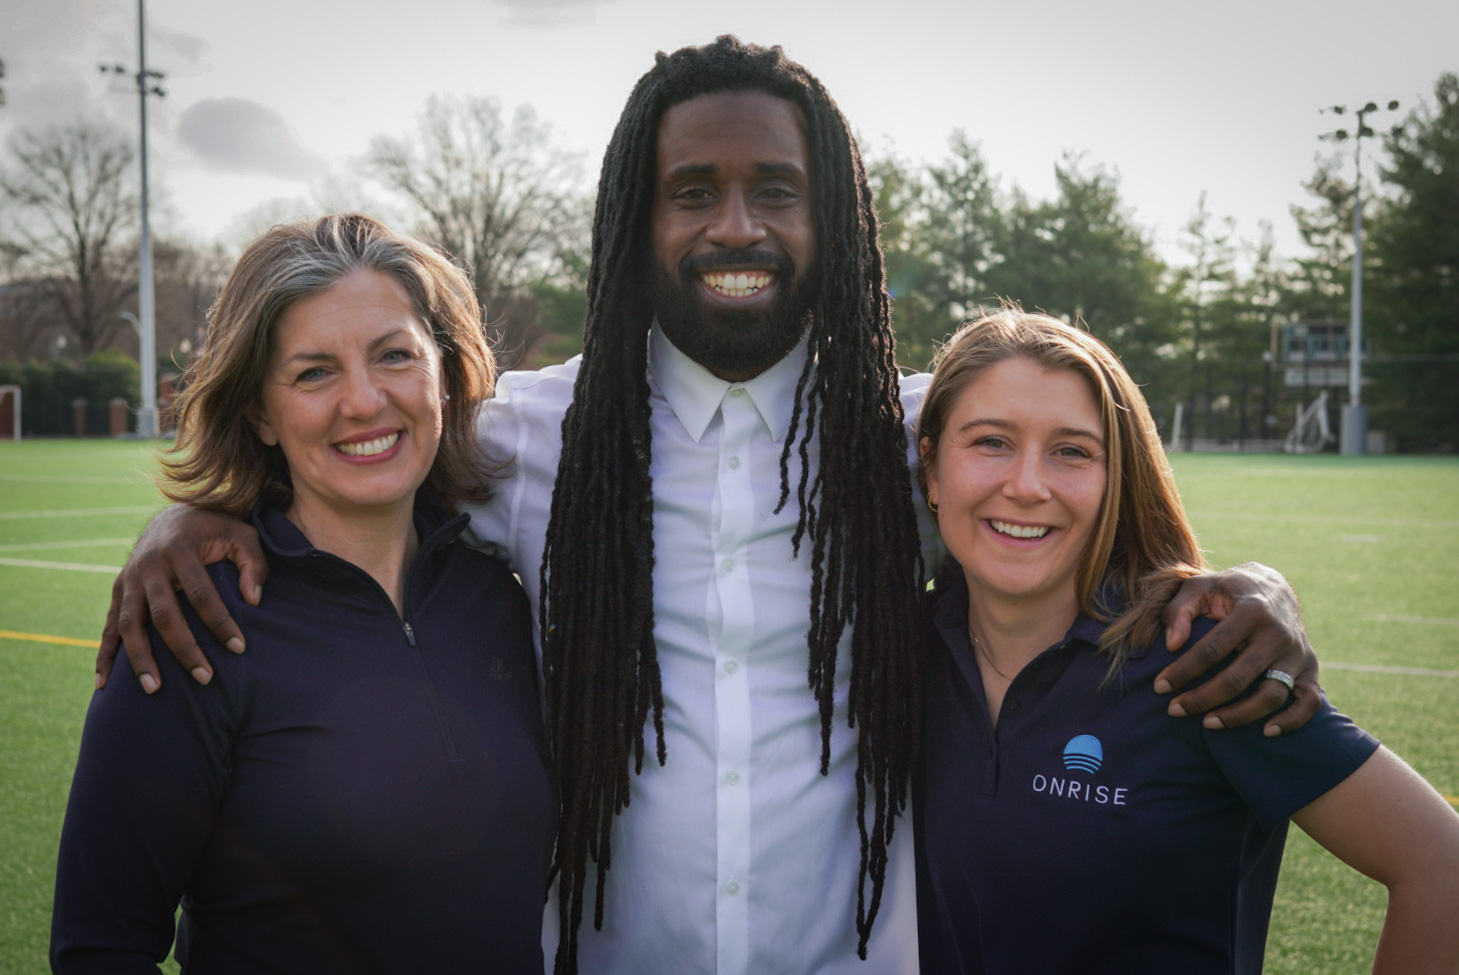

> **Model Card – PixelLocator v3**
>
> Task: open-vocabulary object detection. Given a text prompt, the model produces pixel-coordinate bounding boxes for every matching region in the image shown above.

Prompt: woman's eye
[975,436,1009,450]
[382,349,412,364]
[297,367,327,382]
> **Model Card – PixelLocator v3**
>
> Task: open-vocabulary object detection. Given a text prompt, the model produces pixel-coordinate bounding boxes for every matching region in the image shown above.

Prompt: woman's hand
[96,505,267,692]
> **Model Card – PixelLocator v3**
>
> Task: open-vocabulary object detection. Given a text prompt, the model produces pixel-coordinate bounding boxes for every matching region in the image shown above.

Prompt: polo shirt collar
[648,321,809,444]
[932,571,1113,653]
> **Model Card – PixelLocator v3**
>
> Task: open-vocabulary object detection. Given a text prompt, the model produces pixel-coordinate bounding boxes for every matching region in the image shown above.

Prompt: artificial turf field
[2,439,1456,973]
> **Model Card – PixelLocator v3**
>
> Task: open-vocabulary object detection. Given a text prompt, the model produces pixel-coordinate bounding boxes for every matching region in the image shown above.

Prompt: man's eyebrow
[663,161,806,179]
[665,163,716,178]
[752,161,804,176]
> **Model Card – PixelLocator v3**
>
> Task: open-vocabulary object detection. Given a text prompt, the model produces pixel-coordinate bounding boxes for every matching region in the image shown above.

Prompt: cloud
[487,0,614,29]
[176,98,327,180]
[151,24,208,66]
[0,0,206,138]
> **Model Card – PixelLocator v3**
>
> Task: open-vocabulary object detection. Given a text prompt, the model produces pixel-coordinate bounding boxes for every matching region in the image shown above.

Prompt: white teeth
[990,520,1050,539]
[703,271,772,297]
[336,433,399,457]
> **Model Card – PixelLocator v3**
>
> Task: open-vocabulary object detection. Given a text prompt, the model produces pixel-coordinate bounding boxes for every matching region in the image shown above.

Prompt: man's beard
[651,250,816,379]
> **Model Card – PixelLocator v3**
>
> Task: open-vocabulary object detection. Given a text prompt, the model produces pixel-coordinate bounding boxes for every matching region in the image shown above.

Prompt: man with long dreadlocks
[100,36,1323,975]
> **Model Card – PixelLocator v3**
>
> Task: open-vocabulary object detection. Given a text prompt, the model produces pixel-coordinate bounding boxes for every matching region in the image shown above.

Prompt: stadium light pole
[100,0,165,438]
[1321,98,1399,455]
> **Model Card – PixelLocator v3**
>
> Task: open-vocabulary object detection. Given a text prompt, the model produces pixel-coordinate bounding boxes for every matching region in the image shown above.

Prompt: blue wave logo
[1062,735,1103,774]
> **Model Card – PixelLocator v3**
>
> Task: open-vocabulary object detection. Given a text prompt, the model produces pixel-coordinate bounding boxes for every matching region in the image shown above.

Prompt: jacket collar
[251,492,468,562]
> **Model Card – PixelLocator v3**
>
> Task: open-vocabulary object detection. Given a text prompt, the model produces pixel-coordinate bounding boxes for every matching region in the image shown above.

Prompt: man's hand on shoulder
[97,505,268,693]
[1154,562,1320,738]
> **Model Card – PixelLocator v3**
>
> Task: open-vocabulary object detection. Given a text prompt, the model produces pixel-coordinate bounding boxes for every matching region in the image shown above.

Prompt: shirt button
[729,388,746,398]
[721,558,734,572]
[724,660,738,674]
[1005,699,1020,711]
[727,881,740,895]
[728,455,741,470]
[726,771,740,784]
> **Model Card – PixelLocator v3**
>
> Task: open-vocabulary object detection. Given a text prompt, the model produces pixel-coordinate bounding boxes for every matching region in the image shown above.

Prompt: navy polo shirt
[914,575,1378,975]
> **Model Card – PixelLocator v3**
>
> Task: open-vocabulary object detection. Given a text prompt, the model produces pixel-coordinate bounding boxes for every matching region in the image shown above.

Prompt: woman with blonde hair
[913,309,1459,974]
[52,214,555,974]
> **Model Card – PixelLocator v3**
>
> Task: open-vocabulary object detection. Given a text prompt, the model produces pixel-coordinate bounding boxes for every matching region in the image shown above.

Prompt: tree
[981,155,1168,349]
[865,150,949,369]
[1171,193,1238,444]
[1234,223,1294,444]
[1285,160,1356,323]
[368,96,590,369]
[0,119,139,357]
[1366,73,1459,450]
[920,132,1004,322]
[149,237,232,373]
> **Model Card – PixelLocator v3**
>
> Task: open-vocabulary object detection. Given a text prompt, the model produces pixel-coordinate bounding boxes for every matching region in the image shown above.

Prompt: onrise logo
[1029,734,1130,806]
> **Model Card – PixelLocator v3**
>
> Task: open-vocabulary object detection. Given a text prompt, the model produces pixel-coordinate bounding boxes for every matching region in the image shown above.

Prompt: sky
[3,0,1456,267]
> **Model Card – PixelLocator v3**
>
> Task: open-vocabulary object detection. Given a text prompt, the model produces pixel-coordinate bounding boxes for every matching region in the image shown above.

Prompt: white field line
[0,537,134,553]
[0,556,118,574]
[1324,661,1459,679]
[0,505,159,520]
[1365,614,1459,627]
[0,473,146,485]
[1190,512,1459,529]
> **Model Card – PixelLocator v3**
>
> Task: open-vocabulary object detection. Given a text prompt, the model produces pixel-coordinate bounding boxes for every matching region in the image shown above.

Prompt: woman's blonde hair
[159,213,497,515]
[916,307,1205,667]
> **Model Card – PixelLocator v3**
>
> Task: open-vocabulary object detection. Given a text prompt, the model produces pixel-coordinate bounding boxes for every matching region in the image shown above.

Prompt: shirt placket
[713,386,757,975]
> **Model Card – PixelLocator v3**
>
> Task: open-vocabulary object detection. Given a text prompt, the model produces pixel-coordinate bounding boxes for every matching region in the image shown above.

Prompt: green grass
[1,443,1456,973]
[1172,454,1459,974]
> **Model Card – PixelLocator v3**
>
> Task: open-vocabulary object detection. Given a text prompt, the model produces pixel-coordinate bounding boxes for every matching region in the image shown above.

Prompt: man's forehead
[654,90,810,174]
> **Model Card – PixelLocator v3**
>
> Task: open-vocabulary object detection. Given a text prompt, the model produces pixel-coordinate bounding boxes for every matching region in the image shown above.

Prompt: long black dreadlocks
[538,35,924,973]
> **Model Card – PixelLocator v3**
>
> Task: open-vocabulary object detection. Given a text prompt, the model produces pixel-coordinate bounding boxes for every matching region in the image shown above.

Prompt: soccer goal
[1284,390,1334,454]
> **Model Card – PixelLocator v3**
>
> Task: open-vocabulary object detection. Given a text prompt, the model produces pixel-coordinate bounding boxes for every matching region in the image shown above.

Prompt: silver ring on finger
[1264,669,1296,695]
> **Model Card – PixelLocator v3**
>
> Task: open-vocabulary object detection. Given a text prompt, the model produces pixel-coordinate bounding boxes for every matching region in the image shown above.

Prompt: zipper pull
[403,621,417,647]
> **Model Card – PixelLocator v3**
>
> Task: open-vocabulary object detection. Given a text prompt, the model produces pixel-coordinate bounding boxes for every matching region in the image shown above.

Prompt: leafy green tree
[1235,223,1294,443]
[866,151,947,369]
[920,132,1003,322]
[980,154,1171,407]
[1170,193,1240,444]
[1285,160,1356,323]
[1366,73,1459,450]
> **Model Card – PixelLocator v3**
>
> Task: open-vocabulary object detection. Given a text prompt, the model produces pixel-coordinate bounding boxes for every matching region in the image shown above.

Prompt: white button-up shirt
[467,325,935,975]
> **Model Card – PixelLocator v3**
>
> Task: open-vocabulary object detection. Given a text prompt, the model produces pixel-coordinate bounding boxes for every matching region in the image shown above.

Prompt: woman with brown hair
[913,309,1459,974]
[51,214,555,974]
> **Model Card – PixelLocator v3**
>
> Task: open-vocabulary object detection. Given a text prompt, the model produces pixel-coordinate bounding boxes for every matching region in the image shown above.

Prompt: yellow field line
[0,629,99,648]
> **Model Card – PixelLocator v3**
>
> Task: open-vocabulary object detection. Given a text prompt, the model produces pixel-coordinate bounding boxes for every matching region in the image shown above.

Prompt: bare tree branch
[367,95,588,368]
[0,119,139,356]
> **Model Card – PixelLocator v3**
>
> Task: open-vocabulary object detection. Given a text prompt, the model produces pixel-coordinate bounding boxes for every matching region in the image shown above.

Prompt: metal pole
[135,0,157,438]
[1349,134,1363,410]
[1340,115,1368,454]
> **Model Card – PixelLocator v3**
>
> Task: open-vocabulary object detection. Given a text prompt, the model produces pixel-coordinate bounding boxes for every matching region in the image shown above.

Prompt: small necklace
[968,625,1013,681]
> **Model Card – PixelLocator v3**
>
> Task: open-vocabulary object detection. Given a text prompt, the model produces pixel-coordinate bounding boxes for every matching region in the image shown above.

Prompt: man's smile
[700,270,774,299]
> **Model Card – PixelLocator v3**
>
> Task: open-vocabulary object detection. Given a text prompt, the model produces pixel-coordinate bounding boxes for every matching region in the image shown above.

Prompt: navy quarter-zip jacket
[53,497,556,975]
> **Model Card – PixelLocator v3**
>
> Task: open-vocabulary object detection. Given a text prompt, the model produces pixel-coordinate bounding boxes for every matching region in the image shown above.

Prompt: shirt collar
[648,321,809,444]
[931,570,1112,652]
